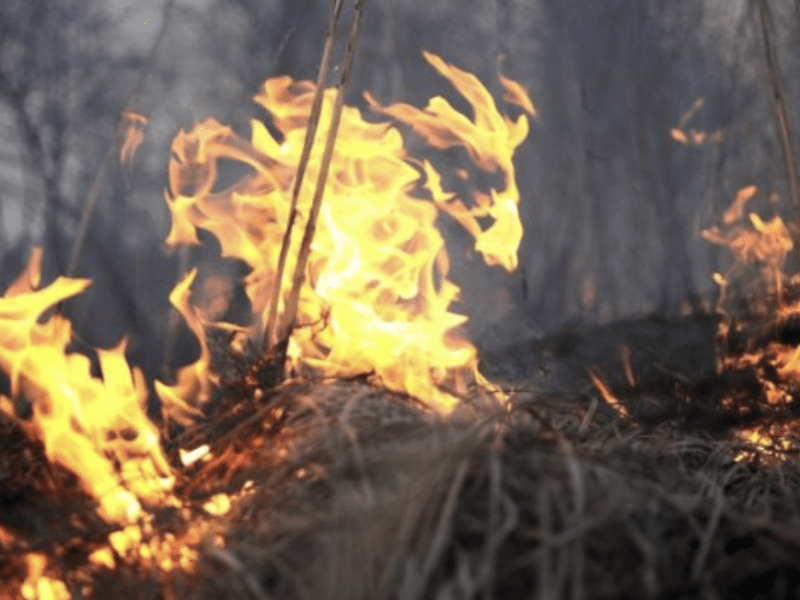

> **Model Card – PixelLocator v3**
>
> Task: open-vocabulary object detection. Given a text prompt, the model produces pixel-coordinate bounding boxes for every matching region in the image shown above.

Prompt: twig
[537,487,556,600]
[756,0,800,219]
[411,458,470,600]
[209,547,273,600]
[272,0,365,348]
[480,449,502,600]
[478,449,518,600]
[691,486,725,582]
[263,0,346,351]
[65,0,176,277]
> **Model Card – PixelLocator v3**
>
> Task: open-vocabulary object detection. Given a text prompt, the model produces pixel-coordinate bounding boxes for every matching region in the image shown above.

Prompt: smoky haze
[0,0,793,376]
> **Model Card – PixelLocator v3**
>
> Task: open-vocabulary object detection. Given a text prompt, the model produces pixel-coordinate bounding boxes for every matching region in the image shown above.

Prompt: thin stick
[272,0,365,348]
[66,144,115,277]
[65,0,176,277]
[263,0,345,351]
[209,547,273,600]
[756,0,800,218]
[419,459,470,598]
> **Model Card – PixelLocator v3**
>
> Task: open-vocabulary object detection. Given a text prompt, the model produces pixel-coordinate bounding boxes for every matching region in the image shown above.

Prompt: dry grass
[4,327,800,599]
[167,376,800,599]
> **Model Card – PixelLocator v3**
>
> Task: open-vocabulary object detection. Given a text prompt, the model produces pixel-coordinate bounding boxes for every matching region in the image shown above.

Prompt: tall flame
[0,54,531,537]
[164,53,533,412]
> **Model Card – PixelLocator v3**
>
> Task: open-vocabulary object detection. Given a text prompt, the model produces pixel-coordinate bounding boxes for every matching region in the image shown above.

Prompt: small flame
[118,109,149,171]
[670,98,723,147]
[163,53,532,412]
[588,368,629,421]
[154,268,219,424]
[704,186,800,461]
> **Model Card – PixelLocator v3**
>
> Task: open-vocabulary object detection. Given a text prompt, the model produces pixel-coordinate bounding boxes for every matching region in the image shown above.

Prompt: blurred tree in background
[0,0,797,375]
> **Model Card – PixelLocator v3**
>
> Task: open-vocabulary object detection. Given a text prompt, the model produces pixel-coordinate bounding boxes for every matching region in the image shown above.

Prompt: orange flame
[588,368,629,421]
[0,249,174,523]
[163,53,532,412]
[118,109,149,171]
[704,186,800,461]
[154,268,219,424]
[670,98,723,147]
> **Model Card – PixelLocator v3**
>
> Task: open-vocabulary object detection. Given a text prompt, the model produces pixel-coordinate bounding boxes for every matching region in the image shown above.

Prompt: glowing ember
[163,52,533,412]
[118,109,149,172]
[670,98,723,147]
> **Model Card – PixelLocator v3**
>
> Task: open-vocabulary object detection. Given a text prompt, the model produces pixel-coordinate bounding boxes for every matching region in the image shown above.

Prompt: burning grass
[6,351,800,599]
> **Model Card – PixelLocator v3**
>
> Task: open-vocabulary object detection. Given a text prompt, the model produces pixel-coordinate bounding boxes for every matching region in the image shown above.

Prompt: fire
[0,53,531,597]
[118,109,149,172]
[0,248,175,523]
[0,52,529,528]
[704,185,800,461]
[163,52,533,412]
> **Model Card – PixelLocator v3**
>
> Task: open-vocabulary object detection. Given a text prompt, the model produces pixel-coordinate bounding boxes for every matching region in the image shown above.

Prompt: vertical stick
[756,0,800,218]
[273,0,364,349]
[263,0,345,351]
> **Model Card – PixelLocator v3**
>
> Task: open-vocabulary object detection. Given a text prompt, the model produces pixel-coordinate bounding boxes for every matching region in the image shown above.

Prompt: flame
[163,53,532,412]
[154,268,220,424]
[704,186,800,461]
[0,49,530,600]
[0,248,174,523]
[588,368,630,421]
[118,109,149,171]
[0,61,530,599]
[366,52,530,271]
[21,554,69,600]
[670,97,723,147]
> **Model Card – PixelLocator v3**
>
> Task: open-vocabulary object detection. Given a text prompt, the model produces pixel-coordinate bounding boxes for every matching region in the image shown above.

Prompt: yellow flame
[366,51,532,271]
[154,268,219,424]
[163,53,531,412]
[0,249,173,523]
[0,55,530,540]
[21,554,69,600]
